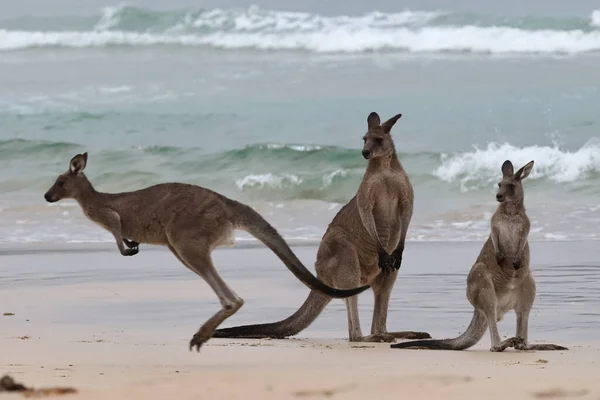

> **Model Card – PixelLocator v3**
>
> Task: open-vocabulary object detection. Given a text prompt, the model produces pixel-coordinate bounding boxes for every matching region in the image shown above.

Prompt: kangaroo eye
[375,138,383,145]
[57,181,65,187]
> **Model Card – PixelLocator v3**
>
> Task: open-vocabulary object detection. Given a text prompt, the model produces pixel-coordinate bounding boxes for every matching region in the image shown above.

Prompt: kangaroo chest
[371,174,409,249]
[495,219,527,259]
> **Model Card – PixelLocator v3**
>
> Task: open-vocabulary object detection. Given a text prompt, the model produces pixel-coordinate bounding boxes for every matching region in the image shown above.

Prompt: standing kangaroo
[213,112,430,342]
[391,160,567,352]
[44,153,369,351]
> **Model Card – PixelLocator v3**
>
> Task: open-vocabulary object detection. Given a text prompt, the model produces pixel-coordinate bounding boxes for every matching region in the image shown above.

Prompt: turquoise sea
[1,0,600,244]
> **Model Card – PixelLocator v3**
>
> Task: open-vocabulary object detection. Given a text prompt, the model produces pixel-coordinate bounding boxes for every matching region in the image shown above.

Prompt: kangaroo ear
[501,160,514,177]
[70,152,88,174]
[367,112,380,129]
[382,113,402,133]
[515,160,534,180]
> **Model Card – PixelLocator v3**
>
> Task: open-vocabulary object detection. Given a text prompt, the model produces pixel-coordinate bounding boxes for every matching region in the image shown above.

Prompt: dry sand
[1,333,598,400]
[1,243,599,399]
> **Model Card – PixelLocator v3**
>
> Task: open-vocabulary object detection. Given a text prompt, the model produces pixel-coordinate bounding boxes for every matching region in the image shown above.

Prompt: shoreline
[2,236,600,255]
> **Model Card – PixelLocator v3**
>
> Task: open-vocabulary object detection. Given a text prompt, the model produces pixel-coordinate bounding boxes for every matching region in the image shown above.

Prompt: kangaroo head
[44,153,89,203]
[496,160,534,204]
[361,112,402,160]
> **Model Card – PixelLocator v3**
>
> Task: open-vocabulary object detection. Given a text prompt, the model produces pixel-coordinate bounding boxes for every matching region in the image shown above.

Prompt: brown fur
[213,112,430,342]
[391,160,568,352]
[44,153,369,351]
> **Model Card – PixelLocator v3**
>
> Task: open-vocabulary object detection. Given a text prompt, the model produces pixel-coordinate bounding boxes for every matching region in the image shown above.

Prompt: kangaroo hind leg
[370,270,431,340]
[170,242,244,352]
[513,284,568,351]
[319,240,379,342]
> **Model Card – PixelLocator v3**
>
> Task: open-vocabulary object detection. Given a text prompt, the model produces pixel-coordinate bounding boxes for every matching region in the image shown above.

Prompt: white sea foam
[3,9,600,54]
[94,3,128,31]
[322,169,349,187]
[591,10,600,28]
[98,85,132,94]
[235,173,302,190]
[183,7,442,32]
[433,140,600,191]
[264,143,322,151]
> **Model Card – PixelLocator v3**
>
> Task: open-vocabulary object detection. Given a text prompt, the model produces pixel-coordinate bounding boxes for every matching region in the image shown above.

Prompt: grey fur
[391,160,568,352]
[44,153,369,351]
[213,112,430,342]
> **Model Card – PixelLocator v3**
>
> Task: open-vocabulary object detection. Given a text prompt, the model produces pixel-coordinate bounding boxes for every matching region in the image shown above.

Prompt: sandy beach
[1,241,599,399]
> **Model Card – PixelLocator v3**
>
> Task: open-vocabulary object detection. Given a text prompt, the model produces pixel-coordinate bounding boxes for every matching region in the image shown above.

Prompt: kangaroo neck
[366,152,401,174]
[73,176,104,208]
[498,200,525,216]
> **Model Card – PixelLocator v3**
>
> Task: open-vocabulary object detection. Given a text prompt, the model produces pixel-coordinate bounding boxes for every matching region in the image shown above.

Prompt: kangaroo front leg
[390,222,409,271]
[97,209,138,256]
[357,192,394,274]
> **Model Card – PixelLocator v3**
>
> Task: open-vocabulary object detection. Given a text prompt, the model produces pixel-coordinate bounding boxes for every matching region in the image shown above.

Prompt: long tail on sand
[213,290,330,338]
[391,310,487,350]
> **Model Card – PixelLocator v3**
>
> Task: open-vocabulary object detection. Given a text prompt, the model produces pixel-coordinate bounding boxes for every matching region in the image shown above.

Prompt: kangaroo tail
[231,201,369,298]
[390,309,487,350]
[213,290,329,338]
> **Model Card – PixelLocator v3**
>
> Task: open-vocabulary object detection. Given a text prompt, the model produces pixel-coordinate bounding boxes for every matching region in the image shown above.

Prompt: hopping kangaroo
[391,160,568,352]
[213,112,430,342]
[44,153,369,351]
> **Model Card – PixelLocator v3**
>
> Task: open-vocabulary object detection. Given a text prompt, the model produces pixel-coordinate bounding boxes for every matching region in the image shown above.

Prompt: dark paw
[122,246,139,256]
[189,333,208,352]
[391,249,403,270]
[123,239,139,249]
[378,250,395,274]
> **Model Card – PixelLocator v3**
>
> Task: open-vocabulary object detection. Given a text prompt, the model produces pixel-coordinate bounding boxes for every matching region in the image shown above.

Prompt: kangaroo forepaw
[378,252,395,274]
[391,249,403,270]
[123,239,139,249]
[122,246,139,256]
[491,336,525,352]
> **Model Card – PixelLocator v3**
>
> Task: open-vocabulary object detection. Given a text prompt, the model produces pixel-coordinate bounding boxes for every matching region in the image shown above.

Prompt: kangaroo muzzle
[44,192,56,203]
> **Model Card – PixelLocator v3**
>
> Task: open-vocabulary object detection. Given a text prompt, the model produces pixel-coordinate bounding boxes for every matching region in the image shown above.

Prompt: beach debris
[293,385,354,398]
[0,375,77,397]
[536,359,549,364]
[3,312,15,316]
[533,388,588,398]
[293,388,336,398]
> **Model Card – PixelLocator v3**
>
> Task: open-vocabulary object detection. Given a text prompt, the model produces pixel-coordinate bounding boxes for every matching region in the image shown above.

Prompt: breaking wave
[434,141,600,191]
[1,5,600,54]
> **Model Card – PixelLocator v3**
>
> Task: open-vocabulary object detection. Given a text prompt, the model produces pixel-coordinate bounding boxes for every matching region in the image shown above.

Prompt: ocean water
[1,1,600,245]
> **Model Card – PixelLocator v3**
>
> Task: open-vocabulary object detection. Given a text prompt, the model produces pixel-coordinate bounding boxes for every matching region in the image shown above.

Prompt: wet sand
[1,241,599,398]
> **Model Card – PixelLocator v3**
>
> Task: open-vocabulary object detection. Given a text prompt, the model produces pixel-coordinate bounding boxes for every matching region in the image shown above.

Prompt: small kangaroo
[44,153,369,351]
[391,160,568,352]
[213,112,430,342]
